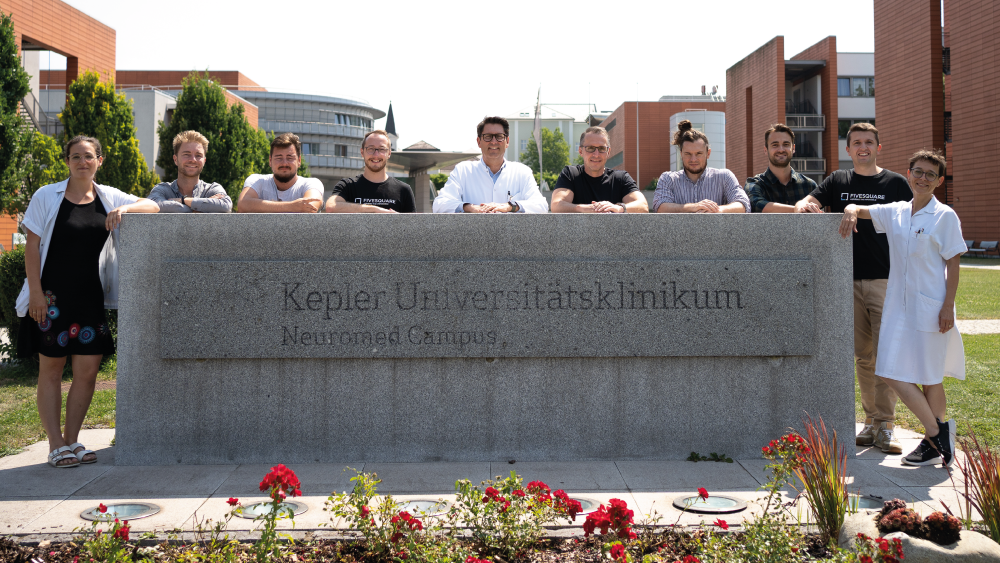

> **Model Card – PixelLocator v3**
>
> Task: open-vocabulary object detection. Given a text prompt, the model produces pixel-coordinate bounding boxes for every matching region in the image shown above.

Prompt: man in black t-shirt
[551,126,648,213]
[795,122,911,455]
[325,130,416,213]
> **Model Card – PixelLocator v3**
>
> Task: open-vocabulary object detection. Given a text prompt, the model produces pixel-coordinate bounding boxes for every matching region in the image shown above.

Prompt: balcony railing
[791,158,826,174]
[20,91,63,138]
[784,100,817,114]
[785,114,826,129]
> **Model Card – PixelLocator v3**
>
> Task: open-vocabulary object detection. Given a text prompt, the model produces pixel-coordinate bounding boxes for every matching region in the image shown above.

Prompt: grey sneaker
[857,418,877,446]
[874,422,903,455]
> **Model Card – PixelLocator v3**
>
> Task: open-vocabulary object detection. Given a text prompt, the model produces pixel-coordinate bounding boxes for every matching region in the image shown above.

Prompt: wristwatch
[620,203,627,213]
[509,201,520,213]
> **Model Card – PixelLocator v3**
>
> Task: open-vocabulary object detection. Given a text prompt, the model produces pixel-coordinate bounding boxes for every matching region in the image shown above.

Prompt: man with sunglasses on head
[550,127,648,213]
[325,130,415,213]
[793,122,912,456]
[432,116,548,213]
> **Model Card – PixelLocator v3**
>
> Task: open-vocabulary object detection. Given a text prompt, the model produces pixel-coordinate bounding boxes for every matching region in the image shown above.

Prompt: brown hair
[362,129,391,149]
[579,126,609,145]
[846,122,879,146]
[63,135,102,160]
[270,132,302,158]
[909,149,946,178]
[476,116,510,138]
[764,123,795,145]
[672,120,710,149]
[172,130,209,155]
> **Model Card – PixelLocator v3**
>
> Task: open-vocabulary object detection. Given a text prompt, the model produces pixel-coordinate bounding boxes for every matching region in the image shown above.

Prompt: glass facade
[838,76,875,97]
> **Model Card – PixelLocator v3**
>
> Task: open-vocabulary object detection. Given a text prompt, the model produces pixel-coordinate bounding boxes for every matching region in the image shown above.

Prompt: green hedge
[0,245,26,353]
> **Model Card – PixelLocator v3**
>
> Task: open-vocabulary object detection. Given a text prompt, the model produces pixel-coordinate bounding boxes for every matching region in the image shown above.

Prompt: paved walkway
[956,319,1000,334]
[961,263,1000,270]
[0,425,969,540]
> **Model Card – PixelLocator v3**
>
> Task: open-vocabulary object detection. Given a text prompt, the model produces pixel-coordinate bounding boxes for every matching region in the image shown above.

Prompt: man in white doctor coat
[432,116,548,213]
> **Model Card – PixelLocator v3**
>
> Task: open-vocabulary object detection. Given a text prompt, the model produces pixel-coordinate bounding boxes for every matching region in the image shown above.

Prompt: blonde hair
[172,130,209,155]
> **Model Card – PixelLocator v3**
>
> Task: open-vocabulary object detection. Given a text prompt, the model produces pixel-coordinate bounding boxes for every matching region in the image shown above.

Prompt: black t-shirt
[332,175,416,213]
[554,165,639,205]
[810,169,911,279]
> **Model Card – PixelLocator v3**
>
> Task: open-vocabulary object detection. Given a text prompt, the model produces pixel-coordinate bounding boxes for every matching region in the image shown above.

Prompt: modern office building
[503,104,593,167]
[598,95,727,190]
[874,0,997,242]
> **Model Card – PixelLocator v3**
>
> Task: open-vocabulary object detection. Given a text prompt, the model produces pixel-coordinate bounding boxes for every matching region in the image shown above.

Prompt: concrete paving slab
[0,460,112,498]
[492,461,626,491]
[0,496,67,533]
[738,457,906,494]
[71,465,238,498]
[900,486,980,518]
[362,462,491,493]
[214,463,362,497]
[616,461,758,491]
[855,458,963,489]
[0,429,116,471]
[28,496,210,534]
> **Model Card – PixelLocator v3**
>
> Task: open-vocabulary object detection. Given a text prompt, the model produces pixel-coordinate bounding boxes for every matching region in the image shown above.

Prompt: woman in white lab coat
[838,149,966,467]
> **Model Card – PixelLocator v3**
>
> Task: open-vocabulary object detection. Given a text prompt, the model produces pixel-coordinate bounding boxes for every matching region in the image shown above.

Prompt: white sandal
[48,446,80,468]
[68,442,97,464]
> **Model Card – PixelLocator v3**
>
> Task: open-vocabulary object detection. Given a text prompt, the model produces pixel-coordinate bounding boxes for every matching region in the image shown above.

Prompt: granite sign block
[116,214,853,465]
[161,259,813,358]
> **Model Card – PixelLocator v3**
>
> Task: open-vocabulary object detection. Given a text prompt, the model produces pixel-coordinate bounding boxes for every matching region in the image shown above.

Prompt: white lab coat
[869,197,967,384]
[432,159,549,213]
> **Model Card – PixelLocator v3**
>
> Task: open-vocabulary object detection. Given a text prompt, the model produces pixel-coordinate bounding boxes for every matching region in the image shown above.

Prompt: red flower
[697,488,709,501]
[512,489,526,497]
[860,557,873,563]
[112,521,130,542]
[610,543,626,562]
[259,464,301,502]
[227,497,239,506]
[98,503,107,513]
[361,505,370,518]
[713,519,729,530]
[682,556,701,563]
[762,446,772,455]
[526,481,550,494]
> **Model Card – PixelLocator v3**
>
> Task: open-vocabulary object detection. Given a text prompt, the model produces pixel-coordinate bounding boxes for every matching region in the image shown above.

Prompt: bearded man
[745,124,817,213]
[147,130,232,212]
[652,120,749,213]
[325,130,415,213]
[238,133,323,213]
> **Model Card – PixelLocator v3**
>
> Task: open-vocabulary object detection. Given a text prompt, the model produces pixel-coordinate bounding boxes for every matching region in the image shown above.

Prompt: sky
[53,0,876,152]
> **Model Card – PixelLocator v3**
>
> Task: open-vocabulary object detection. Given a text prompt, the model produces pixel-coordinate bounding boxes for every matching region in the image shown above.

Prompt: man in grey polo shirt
[653,120,749,213]
[147,130,232,213]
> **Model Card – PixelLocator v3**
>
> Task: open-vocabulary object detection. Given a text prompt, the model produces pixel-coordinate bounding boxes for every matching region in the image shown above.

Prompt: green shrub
[0,245,26,353]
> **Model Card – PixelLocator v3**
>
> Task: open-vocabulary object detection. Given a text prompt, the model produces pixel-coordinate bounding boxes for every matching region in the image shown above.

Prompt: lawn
[854,333,1000,446]
[0,357,116,458]
[957,267,1000,319]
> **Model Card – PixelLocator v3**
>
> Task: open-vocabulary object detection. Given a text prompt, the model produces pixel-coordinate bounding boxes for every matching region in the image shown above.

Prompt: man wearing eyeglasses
[325,130,415,213]
[550,127,648,213]
[238,133,323,213]
[432,116,548,213]
[793,122,912,455]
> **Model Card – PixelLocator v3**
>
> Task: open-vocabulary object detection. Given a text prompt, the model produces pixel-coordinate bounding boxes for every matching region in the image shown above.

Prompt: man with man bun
[653,120,749,213]
[147,130,232,213]
[238,133,323,213]
[550,126,647,213]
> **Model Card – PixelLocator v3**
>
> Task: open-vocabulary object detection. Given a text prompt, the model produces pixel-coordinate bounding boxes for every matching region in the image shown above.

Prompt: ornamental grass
[792,414,850,544]
[958,427,1000,544]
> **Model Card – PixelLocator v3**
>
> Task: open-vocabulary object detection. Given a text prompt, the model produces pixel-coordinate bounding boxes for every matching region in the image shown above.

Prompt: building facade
[503,104,592,167]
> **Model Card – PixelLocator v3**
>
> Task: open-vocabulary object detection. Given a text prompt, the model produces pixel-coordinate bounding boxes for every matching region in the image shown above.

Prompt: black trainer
[902,438,942,466]
[933,420,955,466]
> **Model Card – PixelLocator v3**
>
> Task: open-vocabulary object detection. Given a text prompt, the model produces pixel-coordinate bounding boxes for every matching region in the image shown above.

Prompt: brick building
[599,96,726,190]
[875,0,998,244]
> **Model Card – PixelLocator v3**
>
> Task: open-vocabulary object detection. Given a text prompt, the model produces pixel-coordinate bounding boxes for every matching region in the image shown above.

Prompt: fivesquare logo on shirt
[841,193,849,201]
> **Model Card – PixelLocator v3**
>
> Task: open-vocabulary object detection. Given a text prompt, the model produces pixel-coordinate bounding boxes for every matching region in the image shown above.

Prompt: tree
[0,11,32,218]
[520,127,569,189]
[430,173,448,190]
[156,73,272,201]
[60,71,159,196]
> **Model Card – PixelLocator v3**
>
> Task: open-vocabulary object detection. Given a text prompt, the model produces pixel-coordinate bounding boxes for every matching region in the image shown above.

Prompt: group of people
[17,115,965,471]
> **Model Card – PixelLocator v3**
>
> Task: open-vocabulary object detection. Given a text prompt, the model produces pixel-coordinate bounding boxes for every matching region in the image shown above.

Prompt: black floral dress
[21,197,115,358]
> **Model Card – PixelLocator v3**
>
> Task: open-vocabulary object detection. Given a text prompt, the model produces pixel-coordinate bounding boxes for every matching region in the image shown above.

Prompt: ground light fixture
[671,495,747,514]
[80,503,161,521]
[568,496,602,515]
[234,501,308,519]
[396,499,450,517]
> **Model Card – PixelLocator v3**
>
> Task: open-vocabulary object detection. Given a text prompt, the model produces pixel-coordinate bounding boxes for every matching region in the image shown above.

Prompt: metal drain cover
[81,503,161,521]
[672,495,747,514]
[234,500,308,519]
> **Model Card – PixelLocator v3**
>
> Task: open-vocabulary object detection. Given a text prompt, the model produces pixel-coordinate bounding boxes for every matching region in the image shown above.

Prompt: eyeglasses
[69,154,98,163]
[909,168,939,182]
[480,134,507,142]
[364,147,389,155]
[582,146,610,154]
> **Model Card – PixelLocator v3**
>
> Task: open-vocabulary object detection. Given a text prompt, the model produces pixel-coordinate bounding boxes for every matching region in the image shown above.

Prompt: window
[839,76,875,97]
[334,145,348,157]
[837,78,851,97]
[605,118,617,133]
[838,119,877,139]
[520,139,527,151]
[301,143,311,155]
[606,151,624,168]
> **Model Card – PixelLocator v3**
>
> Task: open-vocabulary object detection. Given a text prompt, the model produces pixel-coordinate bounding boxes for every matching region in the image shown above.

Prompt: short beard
[768,154,791,168]
[365,159,387,173]
[273,170,296,183]
[683,162,706,176]
[178,166,202,179]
